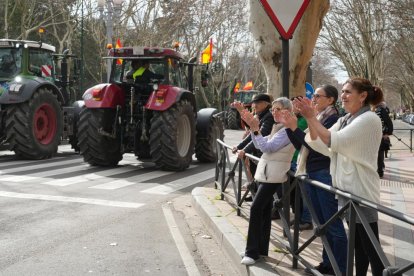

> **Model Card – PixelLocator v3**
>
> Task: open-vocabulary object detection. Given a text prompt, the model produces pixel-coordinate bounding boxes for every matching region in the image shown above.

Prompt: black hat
[251,93,271,104]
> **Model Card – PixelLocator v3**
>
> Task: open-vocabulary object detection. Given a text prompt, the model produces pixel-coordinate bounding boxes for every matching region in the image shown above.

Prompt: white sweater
[305,111,382,203]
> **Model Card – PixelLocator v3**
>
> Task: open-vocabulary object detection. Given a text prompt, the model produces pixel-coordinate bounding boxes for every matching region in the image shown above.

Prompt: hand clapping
[292,97,315,119]
[240,110,259,131]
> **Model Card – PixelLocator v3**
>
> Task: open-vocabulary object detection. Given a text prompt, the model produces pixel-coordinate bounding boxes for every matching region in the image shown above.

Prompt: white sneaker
[241,256,256,265]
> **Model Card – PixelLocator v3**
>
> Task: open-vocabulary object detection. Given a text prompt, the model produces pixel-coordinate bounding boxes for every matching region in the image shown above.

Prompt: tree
[320,0,389,87]
[311,48,338,88]
[248,0,330,99]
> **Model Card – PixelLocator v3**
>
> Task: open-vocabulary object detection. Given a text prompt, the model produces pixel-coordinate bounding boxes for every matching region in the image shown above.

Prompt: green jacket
[291,116,307,163]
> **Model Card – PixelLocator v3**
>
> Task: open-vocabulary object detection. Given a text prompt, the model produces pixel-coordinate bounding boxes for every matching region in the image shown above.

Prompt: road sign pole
[282,38,289,98]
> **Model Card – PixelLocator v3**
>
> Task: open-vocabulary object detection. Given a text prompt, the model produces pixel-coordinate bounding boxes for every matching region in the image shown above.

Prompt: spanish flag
[233,81,241,93]
[242,81,253,90]
[116,38,123,65]
[201,38,213,64]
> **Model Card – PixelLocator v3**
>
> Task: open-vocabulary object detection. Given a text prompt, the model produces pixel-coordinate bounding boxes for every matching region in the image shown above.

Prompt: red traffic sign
[259,0,311,40]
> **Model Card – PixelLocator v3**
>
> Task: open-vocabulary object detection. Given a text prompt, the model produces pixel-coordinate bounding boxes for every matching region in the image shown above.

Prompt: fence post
[346,203,356,276]
[237,159,243,216]
[220,147,226,200]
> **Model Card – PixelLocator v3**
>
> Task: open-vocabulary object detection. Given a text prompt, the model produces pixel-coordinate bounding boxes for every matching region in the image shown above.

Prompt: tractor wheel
[227,109,240,130]
[149,100,196,171]
[195,116,224,162]
[5,88,62,159]
[77,108,122,166]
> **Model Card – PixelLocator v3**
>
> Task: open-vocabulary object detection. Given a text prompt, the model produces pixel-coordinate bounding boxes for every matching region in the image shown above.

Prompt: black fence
[391,128,413,152]
[215,139,414,276]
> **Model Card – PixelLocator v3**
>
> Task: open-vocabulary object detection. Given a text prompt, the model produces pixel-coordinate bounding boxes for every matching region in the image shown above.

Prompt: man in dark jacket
[375,102,393,178]
[232,94,275,195]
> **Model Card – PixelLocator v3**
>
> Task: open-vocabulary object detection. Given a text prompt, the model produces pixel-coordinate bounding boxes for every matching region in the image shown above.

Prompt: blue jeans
[291,162,312,224]
[308,169,348,273]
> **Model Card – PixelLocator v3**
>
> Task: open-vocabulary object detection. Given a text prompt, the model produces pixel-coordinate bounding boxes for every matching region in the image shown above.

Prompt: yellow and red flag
[242,81,253,90]
[115,38,123,65]
[233,81,241,93]
[201,38,213,64]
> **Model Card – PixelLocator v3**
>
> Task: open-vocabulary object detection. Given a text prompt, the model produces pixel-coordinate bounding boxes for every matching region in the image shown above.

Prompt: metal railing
[215,138,414,276]
[391,128,413,152]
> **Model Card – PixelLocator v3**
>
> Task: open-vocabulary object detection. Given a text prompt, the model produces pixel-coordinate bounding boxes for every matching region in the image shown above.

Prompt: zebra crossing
[0,151,216,196]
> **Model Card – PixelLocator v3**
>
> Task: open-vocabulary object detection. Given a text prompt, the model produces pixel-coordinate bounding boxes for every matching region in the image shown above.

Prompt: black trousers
[245,182,279,259]
[377,149,385,176]
[354,222,385,276]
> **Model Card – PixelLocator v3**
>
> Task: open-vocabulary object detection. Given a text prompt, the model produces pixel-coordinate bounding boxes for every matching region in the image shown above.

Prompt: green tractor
[226,90,260,129]
[0,39,82,159]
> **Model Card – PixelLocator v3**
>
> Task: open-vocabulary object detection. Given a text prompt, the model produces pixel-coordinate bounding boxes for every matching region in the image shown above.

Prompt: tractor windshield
[234,91,259,104]
[113,59,167,84]
[0,48,21,78]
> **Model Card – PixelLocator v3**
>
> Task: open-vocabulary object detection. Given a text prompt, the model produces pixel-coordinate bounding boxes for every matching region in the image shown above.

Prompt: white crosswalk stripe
[90,170,175,190]
[140,168,215,195]
[43,165,139,186]
[1,164,89,182]
[0,154,215,193]
[0,191,144,208]
[0,158,81,175]
[0,156,67,167]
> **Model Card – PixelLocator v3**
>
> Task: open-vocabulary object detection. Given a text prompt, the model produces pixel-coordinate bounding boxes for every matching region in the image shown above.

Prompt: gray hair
[272,97,292,111]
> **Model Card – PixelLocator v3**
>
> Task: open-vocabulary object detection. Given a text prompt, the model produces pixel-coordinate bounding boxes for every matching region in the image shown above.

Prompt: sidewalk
[192,126,414,276]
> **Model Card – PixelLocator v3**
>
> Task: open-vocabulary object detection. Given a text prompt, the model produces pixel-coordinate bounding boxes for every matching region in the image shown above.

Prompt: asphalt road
[0,145,235,275]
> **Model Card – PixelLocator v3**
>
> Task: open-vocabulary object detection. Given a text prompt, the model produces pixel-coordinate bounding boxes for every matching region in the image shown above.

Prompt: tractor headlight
[153,83,159,91]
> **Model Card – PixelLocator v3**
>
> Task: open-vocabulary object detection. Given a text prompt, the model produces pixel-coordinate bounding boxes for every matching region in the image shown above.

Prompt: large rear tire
[195,116,224,162]
[5,88,62,159]
[77,108,122,166]
[227,109,240,130]
[149,100,196,171]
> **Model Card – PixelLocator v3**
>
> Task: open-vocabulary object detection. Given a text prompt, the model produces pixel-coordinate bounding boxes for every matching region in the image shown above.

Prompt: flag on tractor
[233,81,241,93]
[201,38,213,64]
[243,81,253,90]
[116,38,123,65]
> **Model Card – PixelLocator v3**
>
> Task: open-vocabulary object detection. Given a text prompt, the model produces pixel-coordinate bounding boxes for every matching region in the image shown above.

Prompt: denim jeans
[308,169,348,273]
[290,162,311,224]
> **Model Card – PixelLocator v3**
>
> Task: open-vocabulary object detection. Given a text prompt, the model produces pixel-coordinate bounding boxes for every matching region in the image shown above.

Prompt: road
[0,143,238,275]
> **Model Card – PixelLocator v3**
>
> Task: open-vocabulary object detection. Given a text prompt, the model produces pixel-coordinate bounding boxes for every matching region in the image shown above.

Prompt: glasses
[271,107,283,112]
[312,94,328,99]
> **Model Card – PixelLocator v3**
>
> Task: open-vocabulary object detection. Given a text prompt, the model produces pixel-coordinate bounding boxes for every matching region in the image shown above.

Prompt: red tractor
[78,46,224,171]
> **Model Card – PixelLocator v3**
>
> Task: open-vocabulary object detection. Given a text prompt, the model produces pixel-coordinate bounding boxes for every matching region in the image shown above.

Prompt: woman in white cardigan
[288,78,384,275]
[238,97,295,265]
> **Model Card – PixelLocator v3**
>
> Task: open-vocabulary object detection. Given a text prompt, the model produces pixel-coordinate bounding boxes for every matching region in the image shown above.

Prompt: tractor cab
[108,47,188,90]
[0,46,21,79]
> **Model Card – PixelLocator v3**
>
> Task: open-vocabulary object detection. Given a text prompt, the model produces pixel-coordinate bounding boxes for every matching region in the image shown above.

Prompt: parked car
[410,115,414,125]
[403,114,414,124]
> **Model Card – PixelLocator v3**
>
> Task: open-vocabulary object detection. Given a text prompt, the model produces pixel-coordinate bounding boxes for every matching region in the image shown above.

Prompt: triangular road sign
[259,0,311,40]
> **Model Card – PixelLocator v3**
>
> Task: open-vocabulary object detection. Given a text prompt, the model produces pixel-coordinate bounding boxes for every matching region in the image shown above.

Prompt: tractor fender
[0,76,64,104]
[196,108,219,138]
[146,85,196,111]
[82,83,125,108]
[72,100,85,120]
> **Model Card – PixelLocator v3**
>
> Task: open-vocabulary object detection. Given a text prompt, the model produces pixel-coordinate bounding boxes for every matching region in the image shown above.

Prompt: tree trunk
[248,0,329,98]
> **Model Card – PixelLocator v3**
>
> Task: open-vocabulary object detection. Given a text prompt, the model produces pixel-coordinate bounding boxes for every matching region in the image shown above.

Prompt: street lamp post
[97,0,123,82]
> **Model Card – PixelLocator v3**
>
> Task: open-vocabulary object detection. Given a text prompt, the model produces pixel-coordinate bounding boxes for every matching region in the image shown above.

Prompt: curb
[191,187,279,276]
